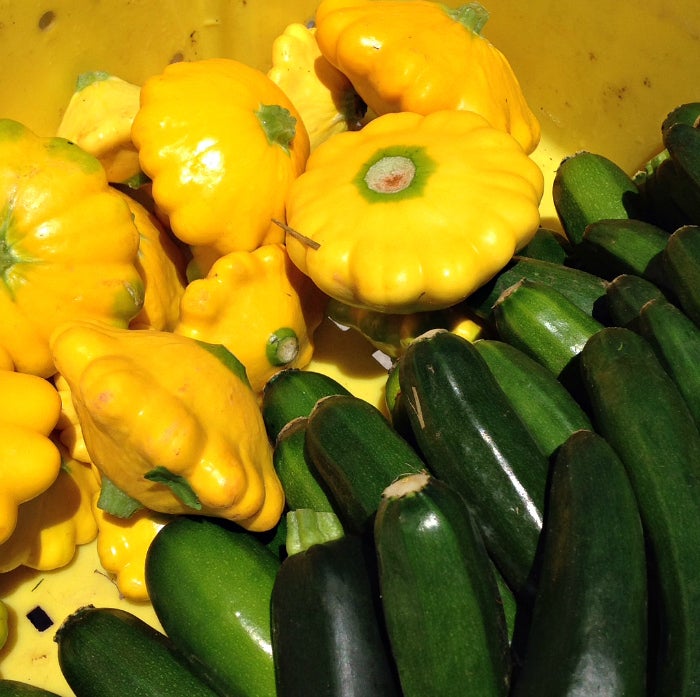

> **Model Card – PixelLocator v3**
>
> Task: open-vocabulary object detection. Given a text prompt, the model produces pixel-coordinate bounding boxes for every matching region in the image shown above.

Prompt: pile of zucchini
[8,103,700,697]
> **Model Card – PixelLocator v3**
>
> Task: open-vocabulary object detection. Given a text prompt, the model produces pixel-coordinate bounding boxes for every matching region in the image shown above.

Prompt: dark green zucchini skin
[144,516,280,697]
[374,472,510,697]
[464,256,608,322]
[580,327,700,696]
[473,338,592,459]
[604,273,669,328]
[662,224,700,327]
[270,534,401,697]
[492,279,604,379]
[572,217,669,284]
[552,150,647,246]
[55,606,220,697]
[637,297,700,429]
[261,368,351,443]
[273,417,336,512]
[397,330,549,598]
[517,227,571,264]
[304,394,425,533]
[0,681,62,697]
[510,430,647,697]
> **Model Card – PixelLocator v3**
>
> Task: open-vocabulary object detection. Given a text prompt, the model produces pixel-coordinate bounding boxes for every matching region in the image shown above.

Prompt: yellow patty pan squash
[117,191,188,332]
[0,119,144,377]
[175,243,327,394]
[131,58,310,269]
[285,109,543,313]
[54,373,91,464]
[91,491,170,602]
[56,71,143,186]
[268,22,366,151]
[0,369,63,544]
[314,0,540,155]
[0,449,99,573]
[50,321,284,532]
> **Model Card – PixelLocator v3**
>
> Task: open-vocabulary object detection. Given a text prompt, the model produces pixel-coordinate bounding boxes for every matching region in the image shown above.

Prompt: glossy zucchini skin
[144,516,280,697]
[552,150,647,246]
[270,534,401,697]
[510,430,647,697]
[637,297,700,429]
[580,327,700,696]
[273,417,336,512]
[374,472,510,697]
[304,394,425,533]
[464,256,608,321]
[662,224,700,327]
[492,278,604,379]
[261,368,351,443]
[397,330,549,598]
[55,606,220,697]
[473,338,592,458]
[603,273,669,328]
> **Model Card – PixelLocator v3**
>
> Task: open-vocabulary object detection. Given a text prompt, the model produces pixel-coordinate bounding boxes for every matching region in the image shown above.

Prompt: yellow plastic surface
[0,1,698,693]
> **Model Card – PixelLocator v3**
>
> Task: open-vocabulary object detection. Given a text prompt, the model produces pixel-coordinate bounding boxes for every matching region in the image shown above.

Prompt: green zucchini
[580,327,700,696]
[0,682,62,697]
[653,155,700,225]
[516,227,571,264]
[662,224,700,326]
[473,338,592,458]
[261,368,351,443]
[144,516,280,697]
[603,273,669,328]
[637,297,700,428]
[573,217,669,284]
[492,278,604,379]
[661,124,700,224]
[552,150,647,246]
[55,606,219,697]
[273,417,336,512]
[634,152,689,233]
[397,330,550,598]
[304,394,426,533]
[662,102,700,135]
[374,472,510,697]
[270,534,401,697]
[510,430,647,697]
[465,255,608,321]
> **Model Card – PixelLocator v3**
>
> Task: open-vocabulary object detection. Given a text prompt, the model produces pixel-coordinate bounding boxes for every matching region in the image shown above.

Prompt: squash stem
[444,2,490,34]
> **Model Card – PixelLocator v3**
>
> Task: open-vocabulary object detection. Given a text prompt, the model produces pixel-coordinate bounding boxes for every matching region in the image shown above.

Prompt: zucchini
[145,516,280,697]
[374,472,510,697]
[55,606,219,697]
[274,417,336,512]
[270,534,401,697]
[572,217,669,284]
[465,255,608,321]
[663,122,700,222]
[510,430,647,697]
[261,368,351,443]
[637,297,700,428]
[397,330,550,598]
[603,273,669,328]
[662,224,700,326]
[662,102,700,135]
[473,338,592,458]
[517,227,571,264]
[580,327,700,696]
[552,150,647,246]
[0,682,61,697]
[304,393,426,533]
[492,278,604,379]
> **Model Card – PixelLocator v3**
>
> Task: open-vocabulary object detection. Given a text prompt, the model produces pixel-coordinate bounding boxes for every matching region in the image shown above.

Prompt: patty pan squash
[268,22,366,151]
[0,119,144,377]
[50,321,284,532]
[175,243,326,394]
[314,0,540,154]
[285,109,543,313]
[131,58,310,268]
